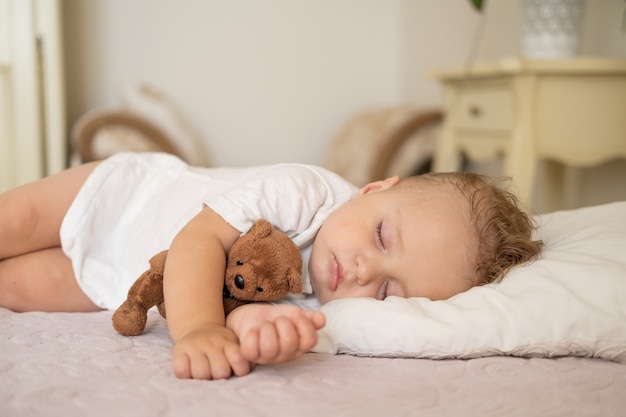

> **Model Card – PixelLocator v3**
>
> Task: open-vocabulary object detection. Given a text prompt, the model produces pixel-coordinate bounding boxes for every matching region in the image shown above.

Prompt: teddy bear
[112,219,303,336]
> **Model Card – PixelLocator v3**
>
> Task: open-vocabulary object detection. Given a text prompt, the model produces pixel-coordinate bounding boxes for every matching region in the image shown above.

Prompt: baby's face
[309,178,477,304]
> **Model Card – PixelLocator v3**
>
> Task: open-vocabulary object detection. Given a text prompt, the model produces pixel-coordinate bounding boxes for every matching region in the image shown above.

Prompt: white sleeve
[205,164,356,248]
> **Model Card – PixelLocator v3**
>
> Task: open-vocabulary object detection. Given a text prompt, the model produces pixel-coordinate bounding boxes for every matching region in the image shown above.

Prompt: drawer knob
[469,105,482,118]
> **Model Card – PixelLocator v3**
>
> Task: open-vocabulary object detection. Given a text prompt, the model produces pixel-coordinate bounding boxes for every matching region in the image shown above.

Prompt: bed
[2,201,626,417]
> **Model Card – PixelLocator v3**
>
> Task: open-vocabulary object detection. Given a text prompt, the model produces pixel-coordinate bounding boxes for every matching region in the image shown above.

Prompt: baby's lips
[329,256,342,291]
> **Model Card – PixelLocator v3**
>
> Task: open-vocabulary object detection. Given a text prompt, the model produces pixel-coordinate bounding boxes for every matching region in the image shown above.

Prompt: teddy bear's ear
[249,219,272,238]
[148,250,168,270]
[286,268,303,294]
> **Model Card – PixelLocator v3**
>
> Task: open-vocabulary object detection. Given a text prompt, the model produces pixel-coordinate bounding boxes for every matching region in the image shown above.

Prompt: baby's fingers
[304,310,326,331]
[290,312,322,355]
[254,315,318,364]
[225,343,254,377]
[173,348,229,380]
[272,316,301,358]
[240,327,263,362]
[172,349,194,379]
[239,309,326,365]
[171,328,252,380]
[241,319,290,363]
[254,320,285,362]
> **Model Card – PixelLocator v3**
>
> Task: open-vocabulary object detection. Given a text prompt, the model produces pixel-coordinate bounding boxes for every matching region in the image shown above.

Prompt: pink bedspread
[1,308,625,417]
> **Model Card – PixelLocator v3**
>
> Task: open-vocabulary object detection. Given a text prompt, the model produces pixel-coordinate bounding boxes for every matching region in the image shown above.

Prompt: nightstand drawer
[453,84,514,132]
[433,57,626,212]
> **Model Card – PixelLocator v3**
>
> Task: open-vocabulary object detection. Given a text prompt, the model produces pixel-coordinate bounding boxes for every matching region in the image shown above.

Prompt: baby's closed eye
[377,280,389,300]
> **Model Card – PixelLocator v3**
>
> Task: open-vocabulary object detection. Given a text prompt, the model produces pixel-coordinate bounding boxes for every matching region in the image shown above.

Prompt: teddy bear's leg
[112,269,164,336]
[112,252,167,336]
[156,301,166,319]
[112,299,149,337]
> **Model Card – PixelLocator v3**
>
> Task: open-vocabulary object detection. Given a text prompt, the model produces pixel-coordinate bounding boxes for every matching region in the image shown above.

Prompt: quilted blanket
[1,308,625,417]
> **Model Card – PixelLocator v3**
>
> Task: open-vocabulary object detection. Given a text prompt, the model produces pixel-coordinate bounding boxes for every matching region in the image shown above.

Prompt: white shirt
[61,152,356,309]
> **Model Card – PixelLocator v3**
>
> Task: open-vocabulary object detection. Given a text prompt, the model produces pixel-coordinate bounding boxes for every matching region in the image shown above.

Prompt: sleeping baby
[0,152,542,379]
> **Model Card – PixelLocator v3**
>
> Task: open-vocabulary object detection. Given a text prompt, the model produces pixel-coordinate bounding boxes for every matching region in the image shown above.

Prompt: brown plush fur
[112,219,303,336]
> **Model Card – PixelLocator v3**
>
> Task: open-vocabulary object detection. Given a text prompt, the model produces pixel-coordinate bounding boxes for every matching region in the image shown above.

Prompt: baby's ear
[358,176,400,196]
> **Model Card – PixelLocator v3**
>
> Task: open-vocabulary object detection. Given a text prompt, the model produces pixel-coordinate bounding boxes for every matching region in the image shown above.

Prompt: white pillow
[312,201,626,363]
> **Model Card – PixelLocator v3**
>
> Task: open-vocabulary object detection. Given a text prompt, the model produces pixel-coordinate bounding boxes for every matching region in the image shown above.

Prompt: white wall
[62,0,626,206]
[63,0,405,167]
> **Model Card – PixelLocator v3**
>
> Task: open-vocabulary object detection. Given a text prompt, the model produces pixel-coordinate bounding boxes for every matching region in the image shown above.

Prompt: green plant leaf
[469,0,485,11]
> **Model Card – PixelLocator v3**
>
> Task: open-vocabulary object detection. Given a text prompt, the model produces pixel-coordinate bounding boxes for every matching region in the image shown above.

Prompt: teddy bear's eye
[257,287,264,293]
[236,260,243,265]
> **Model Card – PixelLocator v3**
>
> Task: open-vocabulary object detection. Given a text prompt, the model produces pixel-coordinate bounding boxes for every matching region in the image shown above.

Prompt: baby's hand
[226,303,325,365]
[171,324,252,380]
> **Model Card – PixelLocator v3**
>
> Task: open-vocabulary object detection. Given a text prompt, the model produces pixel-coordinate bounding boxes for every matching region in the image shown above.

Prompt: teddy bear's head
[224,219,303,302]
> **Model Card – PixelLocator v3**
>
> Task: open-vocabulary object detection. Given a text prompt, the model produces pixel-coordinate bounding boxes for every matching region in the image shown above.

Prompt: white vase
[521,0,585,58]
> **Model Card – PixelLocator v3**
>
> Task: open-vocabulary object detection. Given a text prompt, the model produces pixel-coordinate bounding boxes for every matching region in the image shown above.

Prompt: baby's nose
[355,256,382,286]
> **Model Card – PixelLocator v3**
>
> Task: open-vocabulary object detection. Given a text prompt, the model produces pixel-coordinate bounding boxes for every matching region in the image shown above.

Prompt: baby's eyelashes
[376,280,389,300]
[376,221,385,249]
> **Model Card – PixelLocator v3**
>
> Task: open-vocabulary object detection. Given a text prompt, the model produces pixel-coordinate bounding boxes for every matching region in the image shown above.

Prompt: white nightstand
[432,57,626,211]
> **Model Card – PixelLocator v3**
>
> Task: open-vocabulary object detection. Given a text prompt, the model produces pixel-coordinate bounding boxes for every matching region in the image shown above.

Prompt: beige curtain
[0,0,66,193]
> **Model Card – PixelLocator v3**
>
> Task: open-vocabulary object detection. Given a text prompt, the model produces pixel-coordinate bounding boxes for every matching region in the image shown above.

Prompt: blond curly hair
[399,172,543,286]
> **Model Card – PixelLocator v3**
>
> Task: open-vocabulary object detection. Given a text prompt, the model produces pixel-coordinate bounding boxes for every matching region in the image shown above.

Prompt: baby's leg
[0,247,99,312]
[0,161,98,259]
[0,162,100,311]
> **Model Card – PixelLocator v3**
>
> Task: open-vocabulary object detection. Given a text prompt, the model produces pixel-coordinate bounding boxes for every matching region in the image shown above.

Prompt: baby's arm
[226,303,325,364]
[162,206,246,380]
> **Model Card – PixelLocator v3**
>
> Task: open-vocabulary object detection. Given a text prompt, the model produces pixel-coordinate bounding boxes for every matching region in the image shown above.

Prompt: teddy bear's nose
[235,274,245,290]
